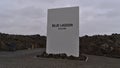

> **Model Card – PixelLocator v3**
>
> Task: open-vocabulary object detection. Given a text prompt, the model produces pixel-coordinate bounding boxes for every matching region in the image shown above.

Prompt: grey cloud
[38,0,57,3]
[79,0,120,36]
[0,0,120,36]
[14,7,45,18]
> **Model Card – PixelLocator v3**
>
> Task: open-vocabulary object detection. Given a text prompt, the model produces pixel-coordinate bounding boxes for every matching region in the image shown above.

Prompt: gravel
[0,48,120,68]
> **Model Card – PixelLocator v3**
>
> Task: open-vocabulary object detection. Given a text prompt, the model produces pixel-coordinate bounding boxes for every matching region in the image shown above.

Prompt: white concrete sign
[47,7,79,57]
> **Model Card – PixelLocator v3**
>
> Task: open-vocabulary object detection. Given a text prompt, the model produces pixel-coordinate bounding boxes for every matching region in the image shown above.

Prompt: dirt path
[0,49,120,68]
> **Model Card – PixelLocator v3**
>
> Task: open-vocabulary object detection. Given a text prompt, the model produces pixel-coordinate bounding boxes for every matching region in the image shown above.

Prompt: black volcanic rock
[0,32,46,51]
[0,32,120,58]
[80,33,120,58]
[37,52,87,61]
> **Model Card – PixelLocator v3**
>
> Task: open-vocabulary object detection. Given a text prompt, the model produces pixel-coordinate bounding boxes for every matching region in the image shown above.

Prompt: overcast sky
[0,0,120,36]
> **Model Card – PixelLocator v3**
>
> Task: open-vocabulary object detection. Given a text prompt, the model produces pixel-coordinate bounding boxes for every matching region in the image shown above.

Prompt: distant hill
[0,32,120,58]
[0,32,46,51]
[80,33,120,58]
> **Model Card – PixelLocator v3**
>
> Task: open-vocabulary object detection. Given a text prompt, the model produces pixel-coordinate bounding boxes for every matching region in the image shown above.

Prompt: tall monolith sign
[47,7,79,57]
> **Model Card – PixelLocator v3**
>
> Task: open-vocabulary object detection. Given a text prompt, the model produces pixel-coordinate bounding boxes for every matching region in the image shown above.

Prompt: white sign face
[47,7,79,57]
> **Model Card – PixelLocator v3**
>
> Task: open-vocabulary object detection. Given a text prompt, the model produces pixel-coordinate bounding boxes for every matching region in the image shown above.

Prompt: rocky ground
[0,48,120,68]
